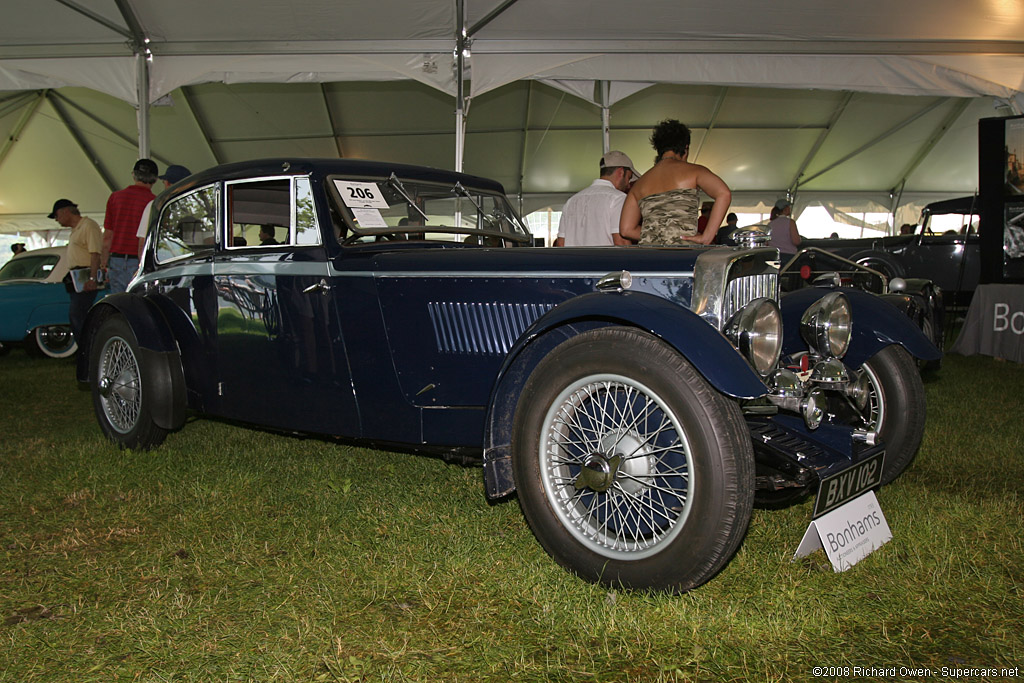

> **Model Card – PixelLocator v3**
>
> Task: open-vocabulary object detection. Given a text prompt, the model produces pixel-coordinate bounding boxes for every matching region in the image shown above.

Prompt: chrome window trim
[153,183,221,266]
[223,174,313,250]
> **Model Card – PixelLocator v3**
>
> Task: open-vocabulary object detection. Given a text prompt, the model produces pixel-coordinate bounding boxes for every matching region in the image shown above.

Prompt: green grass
[1,349,1022,682]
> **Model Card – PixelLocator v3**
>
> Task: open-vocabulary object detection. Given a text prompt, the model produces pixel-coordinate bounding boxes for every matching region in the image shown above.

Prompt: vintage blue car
[0,246,86,358]
[77,159,940,592]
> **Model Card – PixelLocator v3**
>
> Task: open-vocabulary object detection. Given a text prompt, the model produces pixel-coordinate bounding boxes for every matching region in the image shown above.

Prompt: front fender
[76,293,186,431]
[780,287,941,367]
[512,290,768,400]
[480,290,767,500]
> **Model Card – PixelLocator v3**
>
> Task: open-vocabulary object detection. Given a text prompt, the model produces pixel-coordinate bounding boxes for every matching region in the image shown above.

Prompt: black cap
[133,158,158,176]
[48,198,77,219]
[159,164,192,184]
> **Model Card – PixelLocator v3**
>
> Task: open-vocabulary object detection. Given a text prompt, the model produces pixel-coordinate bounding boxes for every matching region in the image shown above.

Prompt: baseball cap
[133,158,159,176]
[774,198,793,212]
[159,164,192,184]
[600,150,639,177]
[48,198,77,219]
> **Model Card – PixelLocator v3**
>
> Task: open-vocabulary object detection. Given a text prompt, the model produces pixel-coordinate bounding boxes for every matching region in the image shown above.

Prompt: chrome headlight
[800,291,852,358]
[725,297,782,376]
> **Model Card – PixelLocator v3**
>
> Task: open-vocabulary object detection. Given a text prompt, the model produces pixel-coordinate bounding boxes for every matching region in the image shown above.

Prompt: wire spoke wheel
[97,335,142,434]
[541,374,693,559]
[512,327,754,593]
[89,315,168,450]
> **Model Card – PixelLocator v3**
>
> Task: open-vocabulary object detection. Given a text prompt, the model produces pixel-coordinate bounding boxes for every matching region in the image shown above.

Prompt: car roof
[922,196,980,216]
[177,158,507,195]
[8,246,68,283]
[13,246,65,259]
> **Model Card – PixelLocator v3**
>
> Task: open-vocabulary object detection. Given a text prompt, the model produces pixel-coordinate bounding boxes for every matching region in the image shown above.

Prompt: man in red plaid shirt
[101,158,157,293]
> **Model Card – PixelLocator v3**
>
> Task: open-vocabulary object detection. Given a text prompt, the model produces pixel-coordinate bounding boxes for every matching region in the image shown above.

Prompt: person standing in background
[554,151,637,247]
[50,199,101,344]
[619,119,731,245]
[102,158,157,292]
[768,199,801,256]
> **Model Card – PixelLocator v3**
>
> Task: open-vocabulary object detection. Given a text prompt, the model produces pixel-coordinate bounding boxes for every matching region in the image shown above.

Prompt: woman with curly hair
[619,119,731,245]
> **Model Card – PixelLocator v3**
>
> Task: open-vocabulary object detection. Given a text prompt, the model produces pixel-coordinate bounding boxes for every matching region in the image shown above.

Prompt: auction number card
[334,180,390,227]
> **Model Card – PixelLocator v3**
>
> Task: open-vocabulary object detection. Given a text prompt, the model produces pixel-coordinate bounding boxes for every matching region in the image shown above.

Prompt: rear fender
[481,290,767,499]
[77,294,186,431]
[780,287,941,367]
[24,301,71,333]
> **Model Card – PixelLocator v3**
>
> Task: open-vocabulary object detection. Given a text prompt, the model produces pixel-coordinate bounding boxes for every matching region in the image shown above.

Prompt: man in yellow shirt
[49,198,102,345]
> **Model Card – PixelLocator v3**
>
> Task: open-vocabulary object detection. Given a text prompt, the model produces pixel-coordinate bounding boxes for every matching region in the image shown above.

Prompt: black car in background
[806,196,980,304]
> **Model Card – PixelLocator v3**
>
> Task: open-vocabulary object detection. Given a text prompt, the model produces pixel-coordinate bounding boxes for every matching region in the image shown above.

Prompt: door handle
[302,278,331,296]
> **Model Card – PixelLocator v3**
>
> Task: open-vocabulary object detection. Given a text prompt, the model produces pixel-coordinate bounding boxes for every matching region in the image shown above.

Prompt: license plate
[813,451,885,518]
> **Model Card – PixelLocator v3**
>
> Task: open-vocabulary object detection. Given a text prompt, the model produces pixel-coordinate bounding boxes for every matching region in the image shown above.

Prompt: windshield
[329,175,532,246]
[0,254,59,281]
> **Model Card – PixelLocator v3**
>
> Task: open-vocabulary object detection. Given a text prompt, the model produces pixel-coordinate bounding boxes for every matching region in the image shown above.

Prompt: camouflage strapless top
[637,188,699,245]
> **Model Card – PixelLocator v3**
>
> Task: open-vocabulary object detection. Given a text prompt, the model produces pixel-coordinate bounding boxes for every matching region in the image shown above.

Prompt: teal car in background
[0,247,106,358]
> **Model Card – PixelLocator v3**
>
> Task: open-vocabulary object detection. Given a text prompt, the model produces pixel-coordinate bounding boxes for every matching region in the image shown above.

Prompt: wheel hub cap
[575,452,622,492]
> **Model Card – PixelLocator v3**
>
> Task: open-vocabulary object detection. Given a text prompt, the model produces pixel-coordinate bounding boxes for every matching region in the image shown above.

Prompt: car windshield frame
[325,173,533,246]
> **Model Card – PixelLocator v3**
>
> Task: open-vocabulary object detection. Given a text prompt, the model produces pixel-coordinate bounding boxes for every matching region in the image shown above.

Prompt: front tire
[89,316,168,450]
[32,325,77,358]
[859,345,926,485]
[511,327,754,593]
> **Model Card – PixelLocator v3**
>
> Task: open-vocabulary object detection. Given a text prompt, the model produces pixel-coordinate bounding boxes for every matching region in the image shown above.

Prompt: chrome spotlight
[800,291,852,358]
[808,357,849,389]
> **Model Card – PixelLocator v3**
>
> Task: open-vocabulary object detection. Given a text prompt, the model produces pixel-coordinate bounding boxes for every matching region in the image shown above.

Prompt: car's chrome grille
[428,302,554,354]
[722,273,778,325]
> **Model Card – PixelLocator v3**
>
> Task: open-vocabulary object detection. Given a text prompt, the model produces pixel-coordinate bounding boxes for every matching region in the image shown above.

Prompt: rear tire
[511,327,754,593]
[90,316,168,450]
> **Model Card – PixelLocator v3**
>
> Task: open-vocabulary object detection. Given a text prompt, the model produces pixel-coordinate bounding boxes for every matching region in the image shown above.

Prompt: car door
[212,175,358,434]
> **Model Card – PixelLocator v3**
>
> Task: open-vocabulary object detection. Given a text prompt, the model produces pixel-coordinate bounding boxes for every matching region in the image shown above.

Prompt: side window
[156,185,219,263]
[225,176,322,248]
[226,178,285,248]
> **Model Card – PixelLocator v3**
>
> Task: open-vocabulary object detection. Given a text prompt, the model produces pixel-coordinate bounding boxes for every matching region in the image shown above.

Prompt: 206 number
[348,187,376,200]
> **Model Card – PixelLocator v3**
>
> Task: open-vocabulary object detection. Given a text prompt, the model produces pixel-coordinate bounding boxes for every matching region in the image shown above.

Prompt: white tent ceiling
[2,0,1024,234]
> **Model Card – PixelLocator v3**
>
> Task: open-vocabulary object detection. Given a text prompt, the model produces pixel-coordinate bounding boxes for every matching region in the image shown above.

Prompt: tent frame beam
[10,37,1024,60]
[53,0,133,40]
[794,97,947,190]
[179,86,223,165]
[46,91,119,192]
[891,98,972,193]
[789,91,854,194]
[0,93,46,171]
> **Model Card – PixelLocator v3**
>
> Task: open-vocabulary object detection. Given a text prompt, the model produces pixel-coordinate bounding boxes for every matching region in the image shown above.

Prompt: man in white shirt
[554,151,638,246]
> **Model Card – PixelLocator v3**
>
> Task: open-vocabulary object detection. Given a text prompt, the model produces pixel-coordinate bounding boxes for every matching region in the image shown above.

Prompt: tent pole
[454,0,467,173]
[136,51,151,158]
[600,81,611,153]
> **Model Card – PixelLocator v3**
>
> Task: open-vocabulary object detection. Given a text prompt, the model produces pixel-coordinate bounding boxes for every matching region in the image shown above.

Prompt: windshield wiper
[451,181,484,215]
[387,173,428,222]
